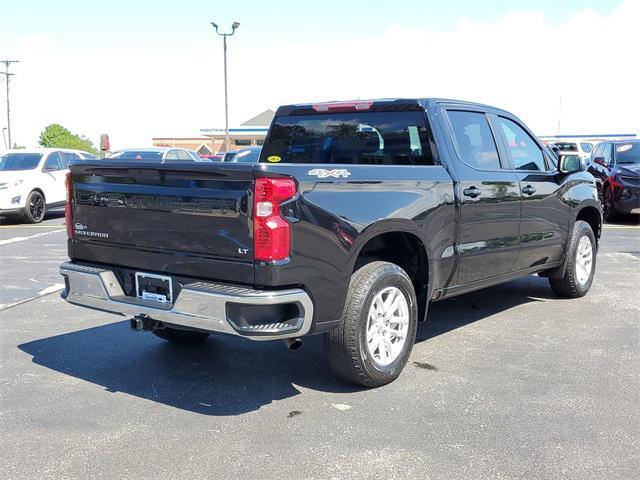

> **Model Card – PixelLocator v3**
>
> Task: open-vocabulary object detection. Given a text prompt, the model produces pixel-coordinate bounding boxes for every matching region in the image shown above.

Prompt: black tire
[153,327,210,344]
[23,190,46,224]
[549,220,596,298]
[325,261,418,387]
[602,185,617,223]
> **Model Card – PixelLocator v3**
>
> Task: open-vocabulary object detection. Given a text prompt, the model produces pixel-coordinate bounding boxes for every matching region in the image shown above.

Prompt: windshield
[260,111,434,165]
[555,143,577,152]
[0,153,43,171]
[616,143,640,164]
[107,151,164,160]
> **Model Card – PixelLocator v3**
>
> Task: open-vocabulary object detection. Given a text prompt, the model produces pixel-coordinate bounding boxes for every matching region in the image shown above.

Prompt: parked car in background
[588,140,640,221]
[107,147,204,162]
[554,141,596,163]
[199,153,224,161]
[0,148,94,223]
[222,146,262,163]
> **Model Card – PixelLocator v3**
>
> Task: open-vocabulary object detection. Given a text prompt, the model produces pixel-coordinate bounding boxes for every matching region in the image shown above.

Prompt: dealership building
[152,109,274,155]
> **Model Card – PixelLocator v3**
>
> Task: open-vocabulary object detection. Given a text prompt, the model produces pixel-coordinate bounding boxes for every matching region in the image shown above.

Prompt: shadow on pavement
[606,215,640,226]
[18,275,557,416]
[0,210,65,225]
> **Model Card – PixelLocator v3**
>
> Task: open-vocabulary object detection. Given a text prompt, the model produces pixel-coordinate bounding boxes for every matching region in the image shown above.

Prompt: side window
[176,150,192,161]
[497,117,546,171]
[60,152,78,168]
[165,150,180,160]
[43,152,62,171]
[601,143,613,165]
[447,110,501,170]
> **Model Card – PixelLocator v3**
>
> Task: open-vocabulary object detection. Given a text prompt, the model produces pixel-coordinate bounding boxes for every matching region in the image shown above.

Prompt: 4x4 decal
[308,168,351,179]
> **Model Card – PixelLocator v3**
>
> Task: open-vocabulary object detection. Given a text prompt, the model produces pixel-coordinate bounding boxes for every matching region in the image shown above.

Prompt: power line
[1,60,19,149]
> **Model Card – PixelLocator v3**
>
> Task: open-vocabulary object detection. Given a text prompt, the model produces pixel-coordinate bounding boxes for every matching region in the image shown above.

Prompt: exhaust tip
[283,338,303,350]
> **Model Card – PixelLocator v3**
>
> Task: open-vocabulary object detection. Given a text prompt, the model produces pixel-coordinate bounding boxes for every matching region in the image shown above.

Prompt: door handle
[522,185,536,195]
[463,186,481,198]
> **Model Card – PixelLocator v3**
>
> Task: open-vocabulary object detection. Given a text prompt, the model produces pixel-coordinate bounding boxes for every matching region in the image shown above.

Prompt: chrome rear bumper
[59,262,313,341]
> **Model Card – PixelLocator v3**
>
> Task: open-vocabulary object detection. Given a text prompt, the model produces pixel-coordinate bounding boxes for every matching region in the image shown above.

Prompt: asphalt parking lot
[1,214,638,479]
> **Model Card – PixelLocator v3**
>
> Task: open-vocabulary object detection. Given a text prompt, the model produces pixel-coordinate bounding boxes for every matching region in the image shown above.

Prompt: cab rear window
[260,112,435,165]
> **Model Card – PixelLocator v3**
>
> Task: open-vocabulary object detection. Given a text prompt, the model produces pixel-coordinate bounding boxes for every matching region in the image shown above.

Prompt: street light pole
[1,60,19,149]
[222,34,229,154]
[211,21,239,154]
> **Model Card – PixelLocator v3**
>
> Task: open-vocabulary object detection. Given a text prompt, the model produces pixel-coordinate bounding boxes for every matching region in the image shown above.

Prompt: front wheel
[549,220,596,298]
[325,261,418,387]
[23,190,46,223]
[602,185,617,223]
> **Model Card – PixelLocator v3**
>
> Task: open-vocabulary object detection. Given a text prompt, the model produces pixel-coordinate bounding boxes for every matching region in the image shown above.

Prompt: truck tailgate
[69,162,254,279]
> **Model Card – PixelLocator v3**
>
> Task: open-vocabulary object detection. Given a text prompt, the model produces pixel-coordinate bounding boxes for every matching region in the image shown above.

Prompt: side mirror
[559,154,583,174]
[593,156,606,166]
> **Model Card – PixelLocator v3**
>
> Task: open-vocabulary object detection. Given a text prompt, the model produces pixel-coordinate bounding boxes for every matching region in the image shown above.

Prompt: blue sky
[0,0,620,48]
[0,0,636,149]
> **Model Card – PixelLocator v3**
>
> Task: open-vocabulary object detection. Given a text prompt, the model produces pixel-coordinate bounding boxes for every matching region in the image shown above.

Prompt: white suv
[0,148,95,223]
[553,141,597,163]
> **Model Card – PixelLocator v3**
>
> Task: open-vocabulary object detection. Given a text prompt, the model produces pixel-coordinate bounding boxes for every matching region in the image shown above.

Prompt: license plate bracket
[135,272,173,304]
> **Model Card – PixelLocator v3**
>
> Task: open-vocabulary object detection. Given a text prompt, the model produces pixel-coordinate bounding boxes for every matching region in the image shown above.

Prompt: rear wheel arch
[351,227,430,322]
[575,205,602,245]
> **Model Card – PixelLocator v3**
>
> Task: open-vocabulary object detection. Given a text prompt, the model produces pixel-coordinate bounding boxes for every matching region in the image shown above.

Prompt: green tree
[38,124,97,154]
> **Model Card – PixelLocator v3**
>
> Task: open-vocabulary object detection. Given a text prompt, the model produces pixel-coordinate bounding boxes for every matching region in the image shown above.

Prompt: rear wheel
[153,327,210,344]
[325,261,418,387]
[23,190,46,223]
[602,185,617,223]
[549,220,596,298]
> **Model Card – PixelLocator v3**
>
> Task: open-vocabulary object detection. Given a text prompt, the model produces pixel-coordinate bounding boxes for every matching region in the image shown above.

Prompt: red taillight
[312,101,373,112]
[65,172,73,238]
[253,177,296,262]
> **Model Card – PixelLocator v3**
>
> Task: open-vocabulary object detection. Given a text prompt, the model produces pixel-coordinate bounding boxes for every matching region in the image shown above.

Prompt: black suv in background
[589,140,640,221]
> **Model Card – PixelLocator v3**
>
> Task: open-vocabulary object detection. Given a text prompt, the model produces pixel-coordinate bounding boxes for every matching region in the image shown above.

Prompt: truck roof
[276,98,509,116]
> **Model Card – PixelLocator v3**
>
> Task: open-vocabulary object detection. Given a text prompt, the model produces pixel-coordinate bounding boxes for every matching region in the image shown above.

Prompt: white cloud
[3,0,639,150]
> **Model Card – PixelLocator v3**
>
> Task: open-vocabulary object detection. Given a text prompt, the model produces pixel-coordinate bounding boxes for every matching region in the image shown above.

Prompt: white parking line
[0,224,65,229]
[602,225,639,230]
[0,229,65,246]
[37,284,65,295]
[0,283,65,311]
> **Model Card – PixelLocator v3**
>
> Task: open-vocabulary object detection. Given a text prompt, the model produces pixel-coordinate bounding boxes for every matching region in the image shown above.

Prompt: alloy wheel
[365,286,410,367]
[29,193,45,222]
[575,235,593,286]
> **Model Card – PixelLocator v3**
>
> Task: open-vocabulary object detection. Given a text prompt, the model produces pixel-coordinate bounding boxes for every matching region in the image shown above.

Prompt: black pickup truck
[60,98,601,387]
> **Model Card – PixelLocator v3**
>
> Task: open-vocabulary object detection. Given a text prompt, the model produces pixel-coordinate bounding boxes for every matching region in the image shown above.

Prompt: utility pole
[1,60,19,149]
[557,95,562,137]
[210,21,240,154]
